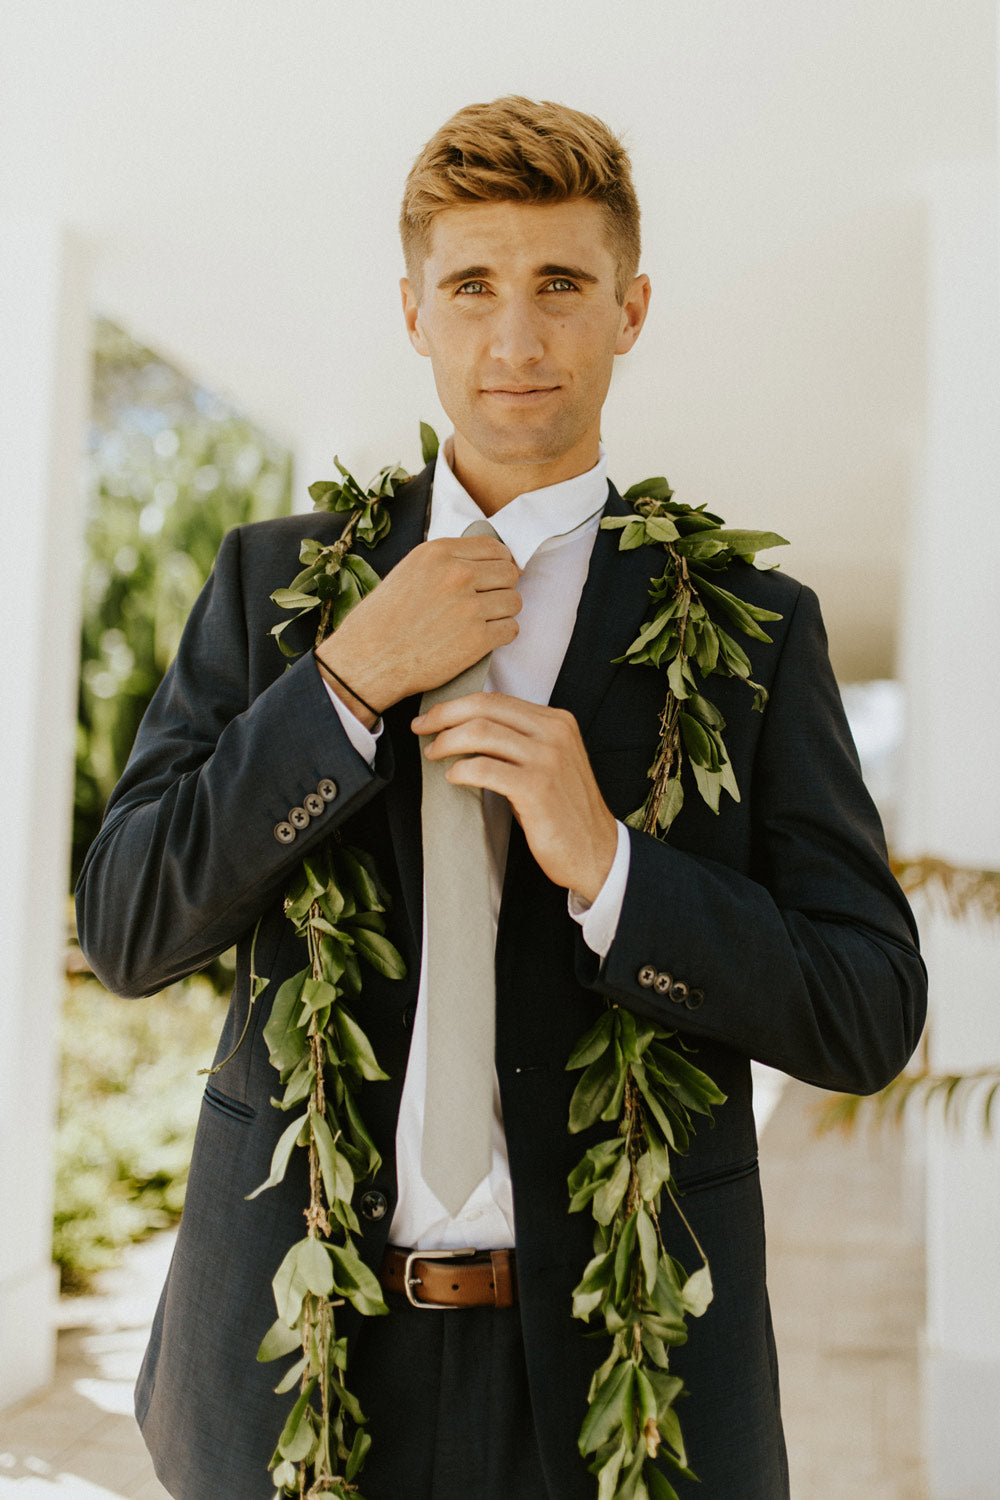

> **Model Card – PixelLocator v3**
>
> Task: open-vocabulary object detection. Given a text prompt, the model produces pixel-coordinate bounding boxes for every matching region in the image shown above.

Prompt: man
[76,97,926,1500]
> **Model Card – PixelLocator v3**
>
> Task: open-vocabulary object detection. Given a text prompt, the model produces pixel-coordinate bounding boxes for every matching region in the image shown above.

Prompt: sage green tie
[419,519,500,1214]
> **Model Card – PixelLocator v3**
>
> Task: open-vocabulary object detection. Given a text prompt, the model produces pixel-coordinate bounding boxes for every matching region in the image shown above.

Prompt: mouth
[480,385,560,404]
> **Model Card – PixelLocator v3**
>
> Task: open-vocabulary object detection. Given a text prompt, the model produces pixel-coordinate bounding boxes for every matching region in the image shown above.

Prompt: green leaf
[619,519,648,550]
[346,1426,372,1483]
[567,1009,615,1070]
[335,1008,389,1082]
[655,778,684,833]
[353,925,407,980]
[273,1354,307,1395]
[312,1109,354,1205]
[578,1359,634,1455]
[328,1242,389,1317]
[666,655,689,701]
[420,421,440,464]
[569,1045,621,1133]
[271,1236,318,1324]
[277,1377,317,1462]
[646,1466,682,1500]
[257,1317,303,1362]
[678,712,714,769]
[622,476,675,503]
[343,552,381,593]
[571,1248,614,1319]
[262,973,308,1073]
[643,515,680,544]
[246,1111,308,1201]
[700,527,788,555]
[691,760,722,813]
[636,1206,660,1296]
[596,1441,628,1500]
[681,1264,714,1317]
[299,976,339,1020]
[593,1152,631,1226]
[270,588,320,611]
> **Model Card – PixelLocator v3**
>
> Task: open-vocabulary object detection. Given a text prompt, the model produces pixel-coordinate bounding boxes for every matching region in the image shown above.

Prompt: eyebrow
[435,262,601,290]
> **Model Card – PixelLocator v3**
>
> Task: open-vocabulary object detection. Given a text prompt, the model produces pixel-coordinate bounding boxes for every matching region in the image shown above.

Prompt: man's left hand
[413,693,618,904]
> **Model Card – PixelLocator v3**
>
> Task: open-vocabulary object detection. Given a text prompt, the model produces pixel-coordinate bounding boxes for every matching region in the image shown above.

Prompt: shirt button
[637,965,657,988]
[317,779,338,803]
[303,792,325,817]
[274,821,296,845]
[289,806,310,830]
[360,1190,388,1221]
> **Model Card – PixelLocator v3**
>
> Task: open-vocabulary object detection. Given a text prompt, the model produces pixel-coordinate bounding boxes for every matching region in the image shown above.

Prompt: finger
[470,559,522,592]
[414,693,559,735]
[478,587,522,621]
[446,536,516,563]
[423,716,528,764]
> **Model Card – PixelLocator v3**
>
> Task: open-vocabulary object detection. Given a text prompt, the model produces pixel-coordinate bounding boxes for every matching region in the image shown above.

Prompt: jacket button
[685,988,705,1010]
[402,1004,416,1030]
[637,965,656,988]
[317,778,338,803]
[361,1190,388,1221]
[289,805,310,830]
[303,792,325,817]
[653,971,673,995]
[274,821,296,844]
[669,980,689,1005]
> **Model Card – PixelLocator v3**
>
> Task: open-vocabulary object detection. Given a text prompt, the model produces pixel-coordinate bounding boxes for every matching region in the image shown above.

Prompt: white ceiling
[2,0,996,676]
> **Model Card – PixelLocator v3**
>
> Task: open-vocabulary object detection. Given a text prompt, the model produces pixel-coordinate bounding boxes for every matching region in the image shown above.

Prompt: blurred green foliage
[60,320,292,1290]
[56,971,224,1293]
[74,318,292,884]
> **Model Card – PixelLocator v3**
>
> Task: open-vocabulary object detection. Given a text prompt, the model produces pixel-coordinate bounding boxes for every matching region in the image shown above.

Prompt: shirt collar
[428,436,609,569]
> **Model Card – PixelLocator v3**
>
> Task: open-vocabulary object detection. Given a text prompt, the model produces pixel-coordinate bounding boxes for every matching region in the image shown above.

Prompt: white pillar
[897,164,1000,1500]
[0,222,91,1408]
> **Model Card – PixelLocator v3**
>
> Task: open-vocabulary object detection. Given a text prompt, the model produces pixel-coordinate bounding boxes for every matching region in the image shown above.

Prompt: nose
[488,294,545,367]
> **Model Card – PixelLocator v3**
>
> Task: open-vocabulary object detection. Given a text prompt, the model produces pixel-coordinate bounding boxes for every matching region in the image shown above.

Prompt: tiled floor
[0,1076,926,1499]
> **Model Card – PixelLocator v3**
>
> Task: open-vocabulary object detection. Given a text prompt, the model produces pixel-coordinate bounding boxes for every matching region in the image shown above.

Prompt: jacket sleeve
[75,525,393,998]
[577,583,927,1095]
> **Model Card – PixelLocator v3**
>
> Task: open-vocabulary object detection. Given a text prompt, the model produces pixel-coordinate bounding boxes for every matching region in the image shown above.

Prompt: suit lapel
[500,481,659,910]
[548,481,659,737]
[376,464,433,948]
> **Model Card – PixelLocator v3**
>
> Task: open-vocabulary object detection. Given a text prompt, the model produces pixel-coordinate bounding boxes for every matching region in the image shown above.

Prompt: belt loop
[490,1249,515,1308]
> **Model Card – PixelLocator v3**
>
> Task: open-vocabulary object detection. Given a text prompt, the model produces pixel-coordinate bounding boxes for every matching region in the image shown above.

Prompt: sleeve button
[637,965,657,988]
[289,806,310,830]
[668,980,689,1004]
[274,821,296,845]
[653,971,673,995]
[685,988,705,1010]
[303,792,325,816]
[317,778,338,802]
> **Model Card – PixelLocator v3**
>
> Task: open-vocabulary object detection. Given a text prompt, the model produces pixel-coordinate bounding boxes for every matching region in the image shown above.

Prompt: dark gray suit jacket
[76,463,926,1499]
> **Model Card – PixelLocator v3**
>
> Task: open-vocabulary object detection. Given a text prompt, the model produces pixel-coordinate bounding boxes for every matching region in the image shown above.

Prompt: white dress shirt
[324,439,631,1249]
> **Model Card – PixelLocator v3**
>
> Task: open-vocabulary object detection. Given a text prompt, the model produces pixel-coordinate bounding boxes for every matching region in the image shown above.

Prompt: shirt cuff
[322,679,382,767]
[567,820,631,959]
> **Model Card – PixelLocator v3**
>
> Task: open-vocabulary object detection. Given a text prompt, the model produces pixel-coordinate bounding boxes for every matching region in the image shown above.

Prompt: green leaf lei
[249,428,786,1499]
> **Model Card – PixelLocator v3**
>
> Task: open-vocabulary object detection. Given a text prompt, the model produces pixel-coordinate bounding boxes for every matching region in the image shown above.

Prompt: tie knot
[462,518,501,542]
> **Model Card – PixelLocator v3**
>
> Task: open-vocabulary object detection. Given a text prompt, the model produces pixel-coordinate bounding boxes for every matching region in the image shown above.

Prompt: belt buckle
[403,1246,478,1309]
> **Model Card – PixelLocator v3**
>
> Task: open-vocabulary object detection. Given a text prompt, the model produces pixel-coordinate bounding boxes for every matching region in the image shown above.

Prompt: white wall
[2,0,996,676]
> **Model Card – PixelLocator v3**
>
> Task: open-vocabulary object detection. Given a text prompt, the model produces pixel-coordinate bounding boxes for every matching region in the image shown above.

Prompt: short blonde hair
[400,96,641,304]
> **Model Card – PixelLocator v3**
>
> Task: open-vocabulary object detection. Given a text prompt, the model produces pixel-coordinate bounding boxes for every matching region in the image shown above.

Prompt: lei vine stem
[258,435,787,1500]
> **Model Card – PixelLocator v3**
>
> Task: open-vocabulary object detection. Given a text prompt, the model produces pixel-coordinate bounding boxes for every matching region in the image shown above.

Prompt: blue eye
[457,281,487,295]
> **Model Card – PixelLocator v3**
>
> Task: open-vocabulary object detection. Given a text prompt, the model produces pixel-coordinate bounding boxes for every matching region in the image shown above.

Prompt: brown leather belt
[380,1246,517,1309]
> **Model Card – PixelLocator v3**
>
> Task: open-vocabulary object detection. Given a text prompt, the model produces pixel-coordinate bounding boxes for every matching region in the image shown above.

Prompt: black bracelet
[313,651,382,719]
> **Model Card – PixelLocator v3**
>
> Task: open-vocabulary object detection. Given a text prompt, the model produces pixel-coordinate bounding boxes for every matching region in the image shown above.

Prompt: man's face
[401,199,649,499]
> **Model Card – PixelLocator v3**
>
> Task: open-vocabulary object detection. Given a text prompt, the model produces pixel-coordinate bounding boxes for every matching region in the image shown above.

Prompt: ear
[400,278,430,356]
[614,273,651,356]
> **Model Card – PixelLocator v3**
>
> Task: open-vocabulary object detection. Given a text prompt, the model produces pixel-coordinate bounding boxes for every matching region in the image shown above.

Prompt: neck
[450,432,601,516]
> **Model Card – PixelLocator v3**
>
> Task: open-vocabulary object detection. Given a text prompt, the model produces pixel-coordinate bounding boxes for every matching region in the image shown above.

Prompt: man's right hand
[314,535,521,726]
